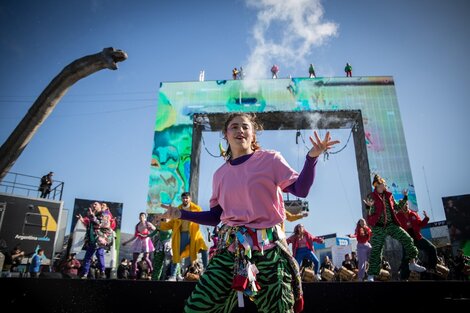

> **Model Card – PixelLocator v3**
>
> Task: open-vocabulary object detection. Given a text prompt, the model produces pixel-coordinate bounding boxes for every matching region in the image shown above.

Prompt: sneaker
[167,276,177,281]
[409,262,426,273]
[366,276,374,282]
[315,274,322,281]
[176,274,185,281]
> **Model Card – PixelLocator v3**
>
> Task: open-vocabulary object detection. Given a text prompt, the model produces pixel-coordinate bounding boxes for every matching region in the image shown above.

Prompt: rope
[201,133,222,158]
[323,126,354,161]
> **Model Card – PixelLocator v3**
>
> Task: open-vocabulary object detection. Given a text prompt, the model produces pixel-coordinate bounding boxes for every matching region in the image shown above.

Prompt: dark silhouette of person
[39,171,54,198]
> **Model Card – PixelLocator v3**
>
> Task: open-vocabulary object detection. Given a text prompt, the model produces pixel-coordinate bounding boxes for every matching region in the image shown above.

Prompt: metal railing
[0,172,64,200]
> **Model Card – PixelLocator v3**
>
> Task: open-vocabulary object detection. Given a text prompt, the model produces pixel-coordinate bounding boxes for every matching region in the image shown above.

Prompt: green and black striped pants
[369,222,418,276]
[184,247,295,313]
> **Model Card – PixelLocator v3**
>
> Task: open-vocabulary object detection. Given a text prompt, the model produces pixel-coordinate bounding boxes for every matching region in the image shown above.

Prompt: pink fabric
[297,237,308,248]
[131,222,156,253]
[210,150,298,228]
[286,231,323,258]
[131,237,155,253]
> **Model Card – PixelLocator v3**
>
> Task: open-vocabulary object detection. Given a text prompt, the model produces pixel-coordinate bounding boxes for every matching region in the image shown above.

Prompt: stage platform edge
[2,278,469,312]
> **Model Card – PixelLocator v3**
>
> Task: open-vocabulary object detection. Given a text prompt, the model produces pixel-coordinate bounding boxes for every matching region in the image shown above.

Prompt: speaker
[39,272,63,279]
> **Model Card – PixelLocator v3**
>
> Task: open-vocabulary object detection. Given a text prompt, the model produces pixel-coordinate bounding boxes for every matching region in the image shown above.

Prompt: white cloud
[243,0,338,82]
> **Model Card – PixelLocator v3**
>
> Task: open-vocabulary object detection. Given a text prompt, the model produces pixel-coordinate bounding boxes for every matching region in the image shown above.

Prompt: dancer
[160,192,208,281]
[396,203,438,279]
[150,218,173,281]
[78,202,114,279]
[348,218,372,281]
[287,224,324,280]
[122,212,156,279]
[162,112,339,313]
[363,174,426,281]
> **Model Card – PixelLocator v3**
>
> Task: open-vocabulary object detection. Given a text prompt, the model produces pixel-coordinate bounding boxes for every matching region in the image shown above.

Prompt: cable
[323,126,354,161]
[53,104,156,117]
[297,131,311,151]
[0,90,155,98]
[0,104,156,119]
[201,133,222,158]
[0,98,156,103]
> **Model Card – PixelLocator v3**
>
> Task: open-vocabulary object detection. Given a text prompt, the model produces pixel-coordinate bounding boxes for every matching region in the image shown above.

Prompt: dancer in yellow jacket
[160,192,208,281]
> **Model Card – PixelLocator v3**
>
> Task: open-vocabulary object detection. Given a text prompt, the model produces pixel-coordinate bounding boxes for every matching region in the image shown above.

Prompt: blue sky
[1,0,469,237]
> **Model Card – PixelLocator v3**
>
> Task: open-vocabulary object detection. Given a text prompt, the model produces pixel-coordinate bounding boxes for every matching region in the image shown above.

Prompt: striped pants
[369,222,418,276]
[184,247,295,313]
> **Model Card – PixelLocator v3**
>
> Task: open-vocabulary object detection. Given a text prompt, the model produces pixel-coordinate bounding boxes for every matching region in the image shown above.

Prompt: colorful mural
[147,76,417,213]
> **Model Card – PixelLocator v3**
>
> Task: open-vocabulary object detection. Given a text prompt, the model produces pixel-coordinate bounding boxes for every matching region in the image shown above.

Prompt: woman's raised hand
[308,131,340,158]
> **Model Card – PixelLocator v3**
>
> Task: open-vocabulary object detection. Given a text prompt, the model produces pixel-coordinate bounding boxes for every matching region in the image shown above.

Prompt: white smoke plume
[243,0,338,82]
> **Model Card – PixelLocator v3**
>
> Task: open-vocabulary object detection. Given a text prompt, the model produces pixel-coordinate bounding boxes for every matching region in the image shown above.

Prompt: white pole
[422,166,434,220]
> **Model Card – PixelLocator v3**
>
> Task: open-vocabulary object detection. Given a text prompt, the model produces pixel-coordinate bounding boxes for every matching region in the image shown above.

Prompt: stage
[2,278,468,312]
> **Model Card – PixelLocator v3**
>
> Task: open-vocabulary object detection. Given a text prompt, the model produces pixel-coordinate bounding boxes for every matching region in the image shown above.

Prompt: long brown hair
[356,218,367,228]
[294,224,304,237]
[222,113,263,160]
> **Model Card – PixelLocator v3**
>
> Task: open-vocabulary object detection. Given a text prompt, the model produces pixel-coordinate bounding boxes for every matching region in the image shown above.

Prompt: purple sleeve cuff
[180,205,222,226]
[284,155,317,197]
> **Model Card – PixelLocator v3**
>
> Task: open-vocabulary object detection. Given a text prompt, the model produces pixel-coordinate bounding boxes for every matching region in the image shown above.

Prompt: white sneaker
[167,276,177,281]
[366,276,374,282]
[409,262,426,273]
[176,274,185,281]
[316,274,322,281]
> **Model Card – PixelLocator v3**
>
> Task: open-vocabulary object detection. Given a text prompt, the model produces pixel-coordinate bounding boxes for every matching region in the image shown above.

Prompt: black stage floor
[2,278,469,312]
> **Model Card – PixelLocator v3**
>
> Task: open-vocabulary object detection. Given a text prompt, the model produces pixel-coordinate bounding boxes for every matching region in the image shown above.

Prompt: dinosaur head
[101,47,128,70]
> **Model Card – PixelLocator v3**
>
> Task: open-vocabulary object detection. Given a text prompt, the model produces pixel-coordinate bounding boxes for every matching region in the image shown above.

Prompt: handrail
[0,171,64,201]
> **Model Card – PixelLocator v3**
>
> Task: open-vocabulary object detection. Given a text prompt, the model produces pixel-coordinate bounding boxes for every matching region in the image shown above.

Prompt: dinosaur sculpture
[0,47,128,181]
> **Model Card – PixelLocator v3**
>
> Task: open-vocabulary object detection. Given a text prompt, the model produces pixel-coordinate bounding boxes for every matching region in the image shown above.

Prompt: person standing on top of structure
[232,68,239,80]
[38,171,54,198]
[238,66,245,80]
[344,63,352,77]
[308,64,316,78]
[271,64,279,79]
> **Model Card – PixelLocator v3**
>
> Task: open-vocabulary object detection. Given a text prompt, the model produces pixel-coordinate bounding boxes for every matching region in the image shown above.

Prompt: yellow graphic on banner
[38,206,58,232]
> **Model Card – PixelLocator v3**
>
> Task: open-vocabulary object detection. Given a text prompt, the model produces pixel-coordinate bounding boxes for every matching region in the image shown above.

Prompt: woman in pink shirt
[122,212,156,278]
[162,113,338,313]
